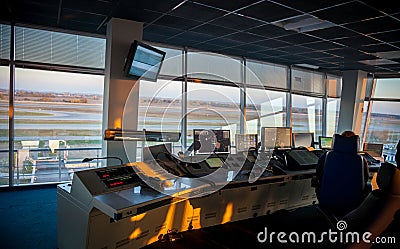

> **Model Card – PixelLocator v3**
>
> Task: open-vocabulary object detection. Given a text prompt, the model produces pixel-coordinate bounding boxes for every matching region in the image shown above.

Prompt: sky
[0,67,104,95]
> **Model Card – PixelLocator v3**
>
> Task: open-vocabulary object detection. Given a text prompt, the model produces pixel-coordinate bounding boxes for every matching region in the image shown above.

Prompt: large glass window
[155,46,183,77]
[187,51,242,83]
[373,78,400,99]
[246,60,287,89]
[13,68,104,185]
[326,98,340,137]
[0,66,9,186]
[137,79,182,159]
[364,101,400,164]
[15,26,106,68]
[292,94,323,138]
[187,82,241,147]
[0,24,11,59]
[246,88,287,134]
[292,68,325,95]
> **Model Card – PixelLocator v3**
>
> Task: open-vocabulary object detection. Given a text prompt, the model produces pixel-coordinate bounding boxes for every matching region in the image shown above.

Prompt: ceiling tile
[278,33,322,44]
[193,0,259,11]
[191,24,237,36]
[302,41,343,51]
[224,32,265,43]
[209,14,264,31]
[253,39,292,48]
[152,15,203,30]
[360,43,400,53]
[274,0,351,12]
[247,24,295,38]
[306,26,358,40]
[344,16,400,34]
[238,1,302,23]
[278,45,315,54]
[370,29,400,43]
[359,0,400,14]
[312,1,383,24]
[169,1,226,22]
[335,35,378,48]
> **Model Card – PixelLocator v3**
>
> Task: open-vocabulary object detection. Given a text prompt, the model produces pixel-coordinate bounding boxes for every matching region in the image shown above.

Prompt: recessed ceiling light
[273,14,334,33]
[295,63,319,69]
[359,59,399,66]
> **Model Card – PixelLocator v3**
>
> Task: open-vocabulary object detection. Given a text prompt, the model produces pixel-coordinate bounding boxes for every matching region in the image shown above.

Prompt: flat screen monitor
[235,134,258,151]
[261,127,292,150]
[363,143,383,157]
[193,129,231,154]
[319,136,333,150]
[123,40,166,82]
[292,132,314,148]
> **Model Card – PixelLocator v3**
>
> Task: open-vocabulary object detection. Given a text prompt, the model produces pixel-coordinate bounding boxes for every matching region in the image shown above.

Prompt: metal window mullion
[182,47,188,151]
[286,66,292,128]
[240,58,246,134]
[322,73,328,136]
[9,22,15,187]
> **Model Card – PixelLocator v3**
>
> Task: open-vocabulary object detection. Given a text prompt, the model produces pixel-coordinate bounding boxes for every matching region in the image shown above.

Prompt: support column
[102,18,143,164]
[337,70,367,135]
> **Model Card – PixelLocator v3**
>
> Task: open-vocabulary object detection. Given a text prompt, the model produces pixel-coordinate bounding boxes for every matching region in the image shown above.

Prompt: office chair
[342,163,400,249]
[317,134,366,217]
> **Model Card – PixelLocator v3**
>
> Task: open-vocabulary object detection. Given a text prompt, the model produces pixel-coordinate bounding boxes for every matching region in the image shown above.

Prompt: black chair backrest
[318,134,365,216]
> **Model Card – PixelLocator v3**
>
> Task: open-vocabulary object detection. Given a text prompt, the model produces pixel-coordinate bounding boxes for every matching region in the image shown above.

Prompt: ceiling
[2,0,400,77]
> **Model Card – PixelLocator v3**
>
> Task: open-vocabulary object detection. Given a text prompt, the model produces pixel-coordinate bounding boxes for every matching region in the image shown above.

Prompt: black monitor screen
[261,127,292,150]
[292,133,314,148]
[363,143,383,157]
[235,134,258,151]
[319,136,333,150]
[123,40,166,82]
[193,129,231,154]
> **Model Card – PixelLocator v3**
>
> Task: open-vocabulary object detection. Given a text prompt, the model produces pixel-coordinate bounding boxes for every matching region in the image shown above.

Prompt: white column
[102,18,143,164]
[337,70,367,135]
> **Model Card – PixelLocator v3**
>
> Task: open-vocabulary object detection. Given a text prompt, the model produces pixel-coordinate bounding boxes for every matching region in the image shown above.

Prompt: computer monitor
[319,136,333,150]
[123,40,166,82]
[292,133,314,148]
[193,129,231,154]
[363,143,383,157]
[235,134,258,151]
[261,127,292,150]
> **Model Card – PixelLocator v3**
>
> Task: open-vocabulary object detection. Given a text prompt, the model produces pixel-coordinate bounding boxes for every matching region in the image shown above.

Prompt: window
[15,26,106,68]
[246,88,287,134]
[292,94,323,138]
[0,66,9,186]
[361,78,400,165]
[292,68,325,95]
[0,24,11,59]
[373,78,400,99]
[187,51,242,83]
[326,98,340,136]
[154,46,183,77]
[246,60,287,89]
[187,82,241,147]
[137,79,182,159]
[13,68,104,184]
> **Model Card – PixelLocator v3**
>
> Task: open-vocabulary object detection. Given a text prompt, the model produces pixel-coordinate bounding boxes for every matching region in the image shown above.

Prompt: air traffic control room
[0,1,399,249]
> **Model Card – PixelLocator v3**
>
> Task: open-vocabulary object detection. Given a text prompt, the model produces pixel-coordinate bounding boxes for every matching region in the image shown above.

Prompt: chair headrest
[377,163,396,190]
[332,134,359,153]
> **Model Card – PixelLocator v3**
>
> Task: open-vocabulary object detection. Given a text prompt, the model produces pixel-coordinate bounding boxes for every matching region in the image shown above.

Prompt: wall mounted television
[123,40,166,82]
